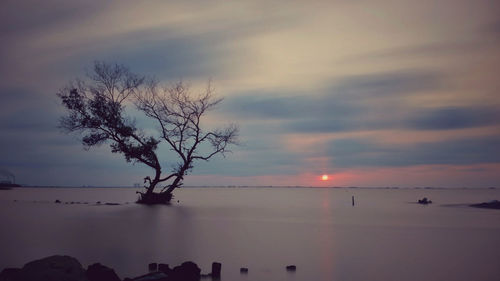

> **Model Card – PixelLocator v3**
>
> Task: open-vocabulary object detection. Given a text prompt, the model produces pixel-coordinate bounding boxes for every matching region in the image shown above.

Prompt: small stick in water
[352,195,355,206]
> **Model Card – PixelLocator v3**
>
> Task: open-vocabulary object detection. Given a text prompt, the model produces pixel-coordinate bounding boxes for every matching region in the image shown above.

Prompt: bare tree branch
[58,61,239,204]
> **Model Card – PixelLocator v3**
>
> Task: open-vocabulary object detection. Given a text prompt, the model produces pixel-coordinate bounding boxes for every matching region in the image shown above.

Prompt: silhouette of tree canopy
[58,62,238,204]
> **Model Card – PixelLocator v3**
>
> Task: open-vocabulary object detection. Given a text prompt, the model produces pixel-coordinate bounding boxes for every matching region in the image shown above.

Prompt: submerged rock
[286,265,296,272]
[418,197,432,204]
[240,267,248,274]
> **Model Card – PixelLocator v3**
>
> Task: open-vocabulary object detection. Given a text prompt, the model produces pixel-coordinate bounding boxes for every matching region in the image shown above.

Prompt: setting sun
[321,174,329,181]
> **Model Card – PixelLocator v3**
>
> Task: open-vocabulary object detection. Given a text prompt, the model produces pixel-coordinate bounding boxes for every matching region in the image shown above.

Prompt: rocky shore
[0,255,297,281]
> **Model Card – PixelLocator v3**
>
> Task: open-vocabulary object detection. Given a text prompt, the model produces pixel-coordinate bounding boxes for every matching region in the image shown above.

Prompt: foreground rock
[86,263,120,281]
[170,261,200,281]
[2,256,293,281]
[0,255,88,281]
[470,200,500,209]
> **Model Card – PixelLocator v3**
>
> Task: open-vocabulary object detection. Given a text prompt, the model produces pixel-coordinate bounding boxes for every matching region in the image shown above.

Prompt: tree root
[136,192,173,205]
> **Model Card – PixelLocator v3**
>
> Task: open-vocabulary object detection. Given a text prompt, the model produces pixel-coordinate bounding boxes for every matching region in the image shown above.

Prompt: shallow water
[0,187,499,281]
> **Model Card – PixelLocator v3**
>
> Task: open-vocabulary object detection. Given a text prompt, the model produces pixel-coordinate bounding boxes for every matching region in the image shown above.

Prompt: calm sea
[0,187,499,281]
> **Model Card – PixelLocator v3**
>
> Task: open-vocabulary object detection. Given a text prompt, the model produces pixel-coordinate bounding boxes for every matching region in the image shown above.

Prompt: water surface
[0,187,499,281]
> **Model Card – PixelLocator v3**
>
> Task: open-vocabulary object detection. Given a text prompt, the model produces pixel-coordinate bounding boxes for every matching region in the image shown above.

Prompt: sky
[1,0,500,187]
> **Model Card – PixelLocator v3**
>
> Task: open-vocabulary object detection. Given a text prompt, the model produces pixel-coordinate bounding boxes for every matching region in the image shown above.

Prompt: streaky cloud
[408,106,500,130]
[327,135,500,168]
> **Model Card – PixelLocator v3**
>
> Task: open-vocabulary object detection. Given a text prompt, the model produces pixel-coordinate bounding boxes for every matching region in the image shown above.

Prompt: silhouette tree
[58,62,238,204]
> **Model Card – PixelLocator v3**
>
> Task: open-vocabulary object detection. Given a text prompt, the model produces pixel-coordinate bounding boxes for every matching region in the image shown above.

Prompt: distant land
[8,185,498,189]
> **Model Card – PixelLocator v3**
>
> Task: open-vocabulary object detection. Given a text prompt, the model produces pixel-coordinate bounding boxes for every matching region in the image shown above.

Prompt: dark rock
[170,261,200,281]
[211,262,221,278]
[7,255,88,281]
[86,263,120,281]
[418,197,432,204]
[104,203,120,206]
[470,200,500,209]
[55,199,61,204]
[96,201,101,204]
[240,267,248,274]
[148,263,158,272]
[0,268,22,281]
[158,264,171,274]
[286,265,296,272]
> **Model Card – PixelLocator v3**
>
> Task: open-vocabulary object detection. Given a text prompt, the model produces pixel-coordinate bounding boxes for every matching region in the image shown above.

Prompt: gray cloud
[93,31,238,79]
[408,107,500,130]
[0,88,60,133]
[0,0,100,36]
[225,70,442,133]
[1,0,499,186]
[328,136,500,168]
[329,71,439,99]
[226,71,500,134]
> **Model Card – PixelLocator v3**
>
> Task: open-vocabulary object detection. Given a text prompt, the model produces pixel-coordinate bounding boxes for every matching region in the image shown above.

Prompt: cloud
[483,20,500,36]
[0,0,296,88]
[329,71,439,99]
[408,107,500,130]
[0,0,101,37]
[225,70,441,133]
[1,0,500,186]
[88,31,239,79]
[327,136,500,168]
[194,133,305,176]
[225,70,500,135]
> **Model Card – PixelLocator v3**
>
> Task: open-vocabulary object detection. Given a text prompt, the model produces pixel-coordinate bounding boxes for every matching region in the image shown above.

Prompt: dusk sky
[1,0,499,187]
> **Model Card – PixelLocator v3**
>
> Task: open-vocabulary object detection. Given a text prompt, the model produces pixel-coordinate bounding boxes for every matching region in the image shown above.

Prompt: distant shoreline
[10,185,498,189]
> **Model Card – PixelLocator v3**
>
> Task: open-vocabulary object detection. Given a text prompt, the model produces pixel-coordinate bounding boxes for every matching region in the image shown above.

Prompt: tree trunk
[163,163,188,195]
[136,166,173,204]
[163,176,182,195]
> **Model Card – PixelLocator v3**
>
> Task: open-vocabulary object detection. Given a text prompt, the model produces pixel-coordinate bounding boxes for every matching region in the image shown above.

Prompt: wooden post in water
[212,262,221,279]
[352,196,355,206]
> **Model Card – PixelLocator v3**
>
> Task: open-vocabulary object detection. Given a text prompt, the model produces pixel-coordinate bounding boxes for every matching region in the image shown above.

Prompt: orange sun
[321,174,329,181]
